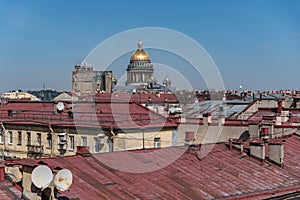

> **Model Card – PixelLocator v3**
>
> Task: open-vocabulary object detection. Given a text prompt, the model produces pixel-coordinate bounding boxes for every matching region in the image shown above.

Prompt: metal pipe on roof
[48,124,54,157]
[0,123,7,160]
[110,129,116,138]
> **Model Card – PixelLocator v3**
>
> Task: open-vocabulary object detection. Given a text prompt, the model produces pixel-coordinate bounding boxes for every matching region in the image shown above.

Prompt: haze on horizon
[0,0,300,92]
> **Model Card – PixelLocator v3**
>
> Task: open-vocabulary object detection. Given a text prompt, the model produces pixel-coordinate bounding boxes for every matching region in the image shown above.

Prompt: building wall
[0,124,175,158]
[22,166,38,200]
[249,124,260,138]
[176,124,248,145]
[2,91,40,101]
[114,129,173,151]
[72,65,115,94]
[273,127,299,138]
[238,99,278,120]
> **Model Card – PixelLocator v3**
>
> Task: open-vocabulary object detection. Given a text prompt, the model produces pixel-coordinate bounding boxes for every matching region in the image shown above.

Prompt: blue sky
[0,0,300,92]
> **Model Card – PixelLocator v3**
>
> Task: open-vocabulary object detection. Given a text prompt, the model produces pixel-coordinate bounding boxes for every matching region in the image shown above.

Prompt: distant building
[27,89,60,101]
[53,92,73,102]
[72,63,117,94]
[2,90,40,101]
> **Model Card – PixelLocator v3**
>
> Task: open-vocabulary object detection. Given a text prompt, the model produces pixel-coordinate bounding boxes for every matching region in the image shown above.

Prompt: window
[94,137,104,153]
[37,133,41,146]
[69,136,74,150]
[81,136,87,147]
[47,134,52,148]
[172,129,178,146]
[0,131,3,144]
[17,131,22,145]
[107,138,113,152]
[154,137,161,148]
[27,132,31,145]
[8,131,13,144]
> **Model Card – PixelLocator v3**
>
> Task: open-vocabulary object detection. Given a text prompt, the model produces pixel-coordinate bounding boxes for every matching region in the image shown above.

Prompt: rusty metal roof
[6,134,300,199]
[0,180,22,199]
[0,101,177,129]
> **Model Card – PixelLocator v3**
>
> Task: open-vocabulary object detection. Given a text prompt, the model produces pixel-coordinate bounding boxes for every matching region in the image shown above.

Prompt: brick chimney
[231,139,244,154]
[203,113,211,126]
[76,146,91,157]
[260,124,273,139]
[268,141,284,167]
[250,139,265,162]
[0,162,5,182]
[277,100,282,114]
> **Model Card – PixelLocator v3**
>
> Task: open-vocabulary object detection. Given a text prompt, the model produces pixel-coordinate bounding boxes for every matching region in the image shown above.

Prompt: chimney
[218,114,225,126]
[0,162,5,182]
[277,100,283,114]
[260,125,273,139]
[250,139,265,162]
[203,113,211,126]
[232,139,244,154]
[268,141,284,167]
[76,146,91,157]
[229,139,233,151]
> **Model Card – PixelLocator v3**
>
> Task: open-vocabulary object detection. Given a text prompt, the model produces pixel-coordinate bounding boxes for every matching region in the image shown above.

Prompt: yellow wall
[114,129,173,151]
[0,127,174,158]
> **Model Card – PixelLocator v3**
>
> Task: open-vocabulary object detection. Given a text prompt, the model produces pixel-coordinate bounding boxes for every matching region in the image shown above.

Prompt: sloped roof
[0,179,22,199]
[183,100,250,119]
[0,101,177,129]
[6,134,300,199]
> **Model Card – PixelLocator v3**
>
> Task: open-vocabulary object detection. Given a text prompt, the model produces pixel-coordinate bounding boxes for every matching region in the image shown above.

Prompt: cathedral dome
[130,40,150,63]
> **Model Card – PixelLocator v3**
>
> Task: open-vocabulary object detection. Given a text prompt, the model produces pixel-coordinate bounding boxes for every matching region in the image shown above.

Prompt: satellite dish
[31,165,53,189]
[54,169,73,191]
[169,107,175,114]
[57,102,65,112]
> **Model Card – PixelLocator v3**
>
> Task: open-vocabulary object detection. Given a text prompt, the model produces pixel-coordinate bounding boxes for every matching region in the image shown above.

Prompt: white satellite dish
[169,107,176,114]
[54,169,73,192]
[31,165,53,189]
[57,102,65,112]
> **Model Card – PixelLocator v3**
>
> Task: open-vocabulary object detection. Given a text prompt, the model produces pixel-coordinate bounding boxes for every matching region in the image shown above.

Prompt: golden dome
[130,40,150,62]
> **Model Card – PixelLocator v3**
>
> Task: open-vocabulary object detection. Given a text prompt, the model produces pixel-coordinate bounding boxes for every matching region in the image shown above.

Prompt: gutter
[0,123,6,151]
[48,124,54,157]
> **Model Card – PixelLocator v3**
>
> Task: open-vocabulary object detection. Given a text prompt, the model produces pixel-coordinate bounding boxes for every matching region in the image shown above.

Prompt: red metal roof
[0,180,22,199]
[6,134,300,199]
[0,101,177,129]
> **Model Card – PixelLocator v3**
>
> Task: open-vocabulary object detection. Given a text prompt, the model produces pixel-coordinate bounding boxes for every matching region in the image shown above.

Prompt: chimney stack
[268,141,284,167]
[277,100,283,114]
[203,113,211,126]
[250,139,265,162]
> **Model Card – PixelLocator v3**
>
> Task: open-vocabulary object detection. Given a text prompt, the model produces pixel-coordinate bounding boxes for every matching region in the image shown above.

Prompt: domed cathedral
[126,40,155,86]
